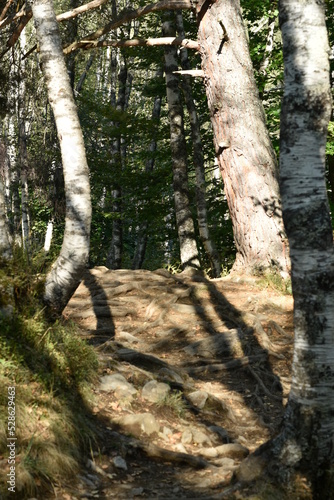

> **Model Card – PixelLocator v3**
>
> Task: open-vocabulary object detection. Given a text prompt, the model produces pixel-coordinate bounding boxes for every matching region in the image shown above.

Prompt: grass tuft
[0,257,99,499]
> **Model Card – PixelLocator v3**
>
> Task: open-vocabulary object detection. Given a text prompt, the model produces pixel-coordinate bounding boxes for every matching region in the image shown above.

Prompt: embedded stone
[187,390,208,409]
[141,380,170,403]
[99,373,137,395]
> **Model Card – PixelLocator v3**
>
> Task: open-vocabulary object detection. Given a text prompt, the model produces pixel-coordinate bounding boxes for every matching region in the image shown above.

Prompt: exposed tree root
[184,354,268,375]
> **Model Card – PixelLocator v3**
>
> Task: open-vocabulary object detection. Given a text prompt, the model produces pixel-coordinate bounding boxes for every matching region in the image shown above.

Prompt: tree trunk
[32,0,92,312]
[106,57,129,269]
[196,0,289,275]
[132,74,163,270]
[19,121,30,254]
[0,176,12,259]
[276,0,334,490]
[237,1,334,495]
[163,12,200,271]
[176,11,221,277]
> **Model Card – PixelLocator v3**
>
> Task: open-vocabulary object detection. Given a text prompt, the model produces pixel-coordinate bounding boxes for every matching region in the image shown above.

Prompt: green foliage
[0,261,98,498]
[156,390,187,418]
[255,268,292,295]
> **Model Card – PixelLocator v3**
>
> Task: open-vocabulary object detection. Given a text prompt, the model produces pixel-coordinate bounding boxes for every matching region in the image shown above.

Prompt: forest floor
[53,266,300,499]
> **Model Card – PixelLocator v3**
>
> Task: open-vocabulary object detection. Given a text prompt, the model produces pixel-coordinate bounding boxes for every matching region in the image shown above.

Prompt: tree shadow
[82,268,116,345]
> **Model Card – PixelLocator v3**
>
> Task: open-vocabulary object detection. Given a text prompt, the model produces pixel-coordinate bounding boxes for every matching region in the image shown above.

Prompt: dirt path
[59,267,293,499]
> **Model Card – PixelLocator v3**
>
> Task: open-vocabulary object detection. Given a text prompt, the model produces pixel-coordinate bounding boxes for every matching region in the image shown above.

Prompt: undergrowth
[0,253,99,499]
[255,269,292,295]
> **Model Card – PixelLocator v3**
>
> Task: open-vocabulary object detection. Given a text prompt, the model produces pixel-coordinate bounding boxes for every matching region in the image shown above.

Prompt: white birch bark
[238,1,334,492]
[276,0,334,485]
[32,0,91,312]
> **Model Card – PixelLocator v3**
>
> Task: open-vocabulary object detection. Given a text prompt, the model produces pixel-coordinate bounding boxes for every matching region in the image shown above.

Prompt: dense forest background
[1,1,334,498]
[1,0,332,276]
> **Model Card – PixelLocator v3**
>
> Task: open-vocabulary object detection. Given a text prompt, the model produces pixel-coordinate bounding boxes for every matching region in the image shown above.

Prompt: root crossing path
[61,266,293,499]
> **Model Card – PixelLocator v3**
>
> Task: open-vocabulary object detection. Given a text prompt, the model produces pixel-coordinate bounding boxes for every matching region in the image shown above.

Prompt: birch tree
[32,0,91,312]
[237,0,334,494]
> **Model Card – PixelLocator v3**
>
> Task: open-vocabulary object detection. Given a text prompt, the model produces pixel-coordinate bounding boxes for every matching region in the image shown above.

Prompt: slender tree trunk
[196,0,289,275]
[19,121,30,254]
[237,1,334,495]
[32,0,91,312]
[76,53,95,94]
[176,11,221,277]
[163,12,200,271]
[106,58,128,269]
[132,74,163,269]
[0,176,12,259]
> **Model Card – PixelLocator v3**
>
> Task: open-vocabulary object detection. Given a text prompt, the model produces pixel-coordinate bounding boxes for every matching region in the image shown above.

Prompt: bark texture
[0,176,11,259]
[237,1,334,495]
[276,0,334,489]
[33,0,91,312]
[197,0,289,274]
[163,13,200,271]
[132,72,163,270]
[176,11,221,277]
[106,56,130,270]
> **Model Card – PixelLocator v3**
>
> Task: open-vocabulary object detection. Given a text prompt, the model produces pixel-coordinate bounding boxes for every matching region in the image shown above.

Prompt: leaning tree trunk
[32,0,91,312]
[196,0,289,275]
[237,0,334,496]
[176,11,221,277]
[163,13,200,271]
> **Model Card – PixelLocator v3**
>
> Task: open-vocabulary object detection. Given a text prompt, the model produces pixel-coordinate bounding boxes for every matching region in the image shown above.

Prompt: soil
[55,267,294,499]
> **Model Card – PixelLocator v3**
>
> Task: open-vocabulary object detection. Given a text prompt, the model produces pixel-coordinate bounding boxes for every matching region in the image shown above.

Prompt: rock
[114,386,136,403]
[234,454,266,482]
[198,447,218,458]
[141,380,170,403]
[214,457,235,468]
[130,487,144,497]
[120,413,160,436]
[163,426,173,437]
[191,429,212,447]
[215,443,249,459]
[113,456,128,471]
[99,373,137,396]
[118,331,141,344]
[174,443,187,454]
[187,390,208,409]
[181,429,193,445]
[86,458,107,476]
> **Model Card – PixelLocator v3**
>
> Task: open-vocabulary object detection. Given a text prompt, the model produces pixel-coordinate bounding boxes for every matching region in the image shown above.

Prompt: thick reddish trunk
[197,0,289,275]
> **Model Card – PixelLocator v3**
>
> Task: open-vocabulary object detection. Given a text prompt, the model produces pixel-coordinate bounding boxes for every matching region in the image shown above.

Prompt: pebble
[181,429,193,445]
[113,456,128,471]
